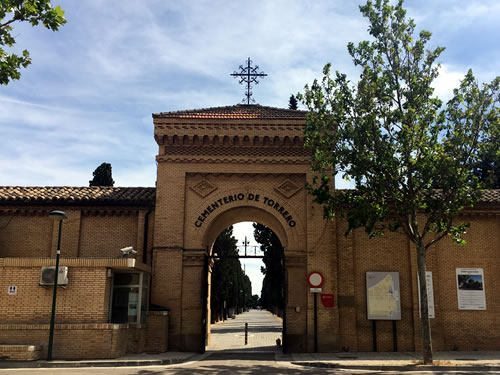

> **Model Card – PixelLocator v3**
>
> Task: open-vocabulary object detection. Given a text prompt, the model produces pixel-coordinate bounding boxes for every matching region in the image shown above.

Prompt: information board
[366,272,401,320]
[456,268,486,310]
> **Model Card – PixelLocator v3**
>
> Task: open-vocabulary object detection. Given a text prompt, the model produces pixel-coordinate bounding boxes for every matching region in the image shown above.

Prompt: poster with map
[366,272,401,320]
[456,268,486,310]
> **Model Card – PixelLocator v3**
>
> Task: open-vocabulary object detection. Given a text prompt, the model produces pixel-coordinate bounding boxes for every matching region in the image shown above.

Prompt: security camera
[120,246,137,257]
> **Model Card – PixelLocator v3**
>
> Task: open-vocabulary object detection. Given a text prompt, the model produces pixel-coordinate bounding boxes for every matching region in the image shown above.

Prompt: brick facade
[0,104,499,359]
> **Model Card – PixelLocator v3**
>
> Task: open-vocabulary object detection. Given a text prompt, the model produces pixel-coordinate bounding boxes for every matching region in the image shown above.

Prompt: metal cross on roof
[231,57,267,105]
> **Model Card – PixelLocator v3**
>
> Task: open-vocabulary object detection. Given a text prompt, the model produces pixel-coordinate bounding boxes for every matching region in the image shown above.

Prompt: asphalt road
[1,354,498,375]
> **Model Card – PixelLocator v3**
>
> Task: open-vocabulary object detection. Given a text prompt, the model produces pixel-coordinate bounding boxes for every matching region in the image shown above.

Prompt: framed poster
[417,271,435,318]
[366,272,401,320]
[456,268,486,310]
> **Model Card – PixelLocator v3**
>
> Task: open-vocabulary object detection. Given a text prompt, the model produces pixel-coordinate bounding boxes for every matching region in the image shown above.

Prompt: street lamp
[47,210,67,361]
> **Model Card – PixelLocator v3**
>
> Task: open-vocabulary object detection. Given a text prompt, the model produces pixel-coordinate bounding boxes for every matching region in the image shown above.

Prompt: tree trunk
[416,242,433,364]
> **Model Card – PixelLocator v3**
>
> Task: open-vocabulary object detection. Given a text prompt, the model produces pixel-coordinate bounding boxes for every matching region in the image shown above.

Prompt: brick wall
[0,208,151,262]
[0,323,130,359]
[0,215,52,257]
[0,345,42,361]
[0,265,109,324]
[144,311,169,353]
[79,214,138,258]
[344,212,500,352]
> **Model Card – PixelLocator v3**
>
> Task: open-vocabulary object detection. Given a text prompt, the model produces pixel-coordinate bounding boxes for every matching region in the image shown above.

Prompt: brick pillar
[285,253,307,352]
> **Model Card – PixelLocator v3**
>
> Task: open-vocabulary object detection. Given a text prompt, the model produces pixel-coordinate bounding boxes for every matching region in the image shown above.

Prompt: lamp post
[47,210,67,361]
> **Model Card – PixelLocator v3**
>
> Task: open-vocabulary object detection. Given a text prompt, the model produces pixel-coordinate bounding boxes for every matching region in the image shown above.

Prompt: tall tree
[253,223,285,315]
[299,0,499,364]
[89,163,115,187]
[0,1,66,85]
[210,226,251,322]
[288,94,298,110]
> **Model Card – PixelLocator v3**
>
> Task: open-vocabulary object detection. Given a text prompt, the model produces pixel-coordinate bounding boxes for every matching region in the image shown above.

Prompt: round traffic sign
[307,271,324,288]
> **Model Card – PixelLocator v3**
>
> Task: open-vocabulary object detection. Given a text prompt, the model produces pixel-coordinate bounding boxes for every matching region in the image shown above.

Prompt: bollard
[245,322,248,345]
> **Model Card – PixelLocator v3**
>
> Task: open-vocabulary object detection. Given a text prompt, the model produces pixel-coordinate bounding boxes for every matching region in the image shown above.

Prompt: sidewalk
[0,352,198,369]
[283,351,500,372]
[207,309,282,351]
[1,350,500,370]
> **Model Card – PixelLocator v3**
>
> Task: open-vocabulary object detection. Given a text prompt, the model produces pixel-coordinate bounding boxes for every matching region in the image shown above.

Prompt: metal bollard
[245,323,248,345]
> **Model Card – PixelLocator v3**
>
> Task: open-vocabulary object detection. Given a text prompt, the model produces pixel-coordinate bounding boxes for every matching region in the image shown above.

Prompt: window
[110,271,150,324]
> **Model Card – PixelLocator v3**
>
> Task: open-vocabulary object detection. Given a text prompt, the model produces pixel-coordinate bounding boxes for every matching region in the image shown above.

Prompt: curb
[0,356,196,369]
[292,361,500,372]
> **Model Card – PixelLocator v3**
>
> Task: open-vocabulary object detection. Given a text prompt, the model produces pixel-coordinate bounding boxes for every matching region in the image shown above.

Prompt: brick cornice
[0,257,151,272]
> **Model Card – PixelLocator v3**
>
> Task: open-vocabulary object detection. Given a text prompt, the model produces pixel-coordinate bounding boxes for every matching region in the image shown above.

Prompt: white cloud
[432,64,465,102]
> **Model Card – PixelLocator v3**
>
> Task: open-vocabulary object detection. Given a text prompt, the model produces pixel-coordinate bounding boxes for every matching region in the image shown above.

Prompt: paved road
[207,309,282,352]
[2,359,498,374]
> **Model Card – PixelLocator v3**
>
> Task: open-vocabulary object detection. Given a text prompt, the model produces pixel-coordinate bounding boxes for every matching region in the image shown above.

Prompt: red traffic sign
[307,271,324,288]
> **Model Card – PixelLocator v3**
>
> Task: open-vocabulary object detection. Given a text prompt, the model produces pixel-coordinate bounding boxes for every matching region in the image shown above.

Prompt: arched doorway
[205,221,286,353]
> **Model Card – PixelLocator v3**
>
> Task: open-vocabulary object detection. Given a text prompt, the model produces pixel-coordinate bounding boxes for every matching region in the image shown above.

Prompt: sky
[1,0,499,295]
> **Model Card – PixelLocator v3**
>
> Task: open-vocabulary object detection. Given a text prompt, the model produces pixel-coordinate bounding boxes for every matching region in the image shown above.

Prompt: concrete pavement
[207,309,282,351]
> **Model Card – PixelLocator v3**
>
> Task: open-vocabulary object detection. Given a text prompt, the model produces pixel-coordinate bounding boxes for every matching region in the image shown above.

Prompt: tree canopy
[288,94,298,110]
[210,226,251,322]
[299,0,499,364]
[89,162,115,187]
[253,223,284,315]
[0,1,66,85]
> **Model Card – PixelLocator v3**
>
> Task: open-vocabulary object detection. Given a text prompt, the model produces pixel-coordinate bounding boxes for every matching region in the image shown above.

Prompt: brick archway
[203,206,289,251]
[150,105,336,353]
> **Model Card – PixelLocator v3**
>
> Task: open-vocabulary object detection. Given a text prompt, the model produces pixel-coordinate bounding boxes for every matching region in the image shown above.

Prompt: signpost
[308,271,324,353]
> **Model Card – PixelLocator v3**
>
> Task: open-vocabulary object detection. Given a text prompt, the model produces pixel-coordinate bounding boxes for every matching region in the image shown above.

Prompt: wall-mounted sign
[8,286,17,295]
[456,268,486,310]
[417,271,435,318]
[321,294,334,307]
[366,272,401,320]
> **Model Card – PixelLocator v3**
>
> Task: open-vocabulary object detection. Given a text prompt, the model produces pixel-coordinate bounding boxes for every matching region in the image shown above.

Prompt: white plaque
[417,272,435,318]
[310,287,322,293]
[8,286,17,295]
[456,268,486,310]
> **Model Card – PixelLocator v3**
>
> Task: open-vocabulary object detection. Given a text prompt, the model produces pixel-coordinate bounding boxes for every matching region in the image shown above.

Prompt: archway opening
[206,221,286,352]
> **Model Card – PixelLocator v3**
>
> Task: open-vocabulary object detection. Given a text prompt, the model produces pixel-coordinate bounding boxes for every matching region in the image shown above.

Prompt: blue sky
[1,0,499,187]
[1,0,499,294]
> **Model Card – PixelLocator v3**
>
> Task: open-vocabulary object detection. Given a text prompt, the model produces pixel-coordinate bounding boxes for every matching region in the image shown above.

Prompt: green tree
[89,162,115,187]
[299,0,499,364]
[253,223,285,315]
[0,1,66,85]
[288,94,298,110]
[210,226,251,321]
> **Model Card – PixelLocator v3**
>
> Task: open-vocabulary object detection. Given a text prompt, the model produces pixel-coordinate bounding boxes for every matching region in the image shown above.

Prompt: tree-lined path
[207,309,282,352]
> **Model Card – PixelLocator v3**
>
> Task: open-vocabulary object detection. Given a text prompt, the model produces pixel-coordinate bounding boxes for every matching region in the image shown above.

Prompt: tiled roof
[153,104,307,120]
[0,186,156,206]
[477,189,500,203]
[0,186,498,207]
[337,189,500,205]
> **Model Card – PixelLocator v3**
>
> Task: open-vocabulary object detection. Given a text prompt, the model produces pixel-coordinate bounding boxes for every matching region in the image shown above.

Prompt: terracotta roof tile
[153,104,307,120]
[0,186,498,206]
[0,186,155,206]
[477,189,500,203]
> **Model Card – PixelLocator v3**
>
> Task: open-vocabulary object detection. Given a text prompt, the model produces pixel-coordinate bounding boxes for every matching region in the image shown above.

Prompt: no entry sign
[307,271,324,288]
